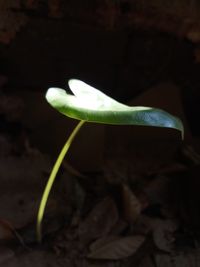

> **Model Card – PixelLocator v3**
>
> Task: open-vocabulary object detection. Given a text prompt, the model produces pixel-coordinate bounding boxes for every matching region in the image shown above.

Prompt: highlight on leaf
[46,79,184,138]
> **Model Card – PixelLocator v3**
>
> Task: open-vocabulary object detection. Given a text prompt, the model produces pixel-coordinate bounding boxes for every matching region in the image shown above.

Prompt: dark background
[0,0,200,136]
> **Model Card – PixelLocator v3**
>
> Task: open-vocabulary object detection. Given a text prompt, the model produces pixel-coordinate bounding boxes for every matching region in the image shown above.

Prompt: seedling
[37,79,184,242]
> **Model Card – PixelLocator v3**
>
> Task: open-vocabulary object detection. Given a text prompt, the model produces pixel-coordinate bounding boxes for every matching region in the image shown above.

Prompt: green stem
[36,120,85,242]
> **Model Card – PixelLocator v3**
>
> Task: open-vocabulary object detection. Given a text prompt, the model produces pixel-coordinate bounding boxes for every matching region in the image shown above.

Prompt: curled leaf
[46,79,184,138]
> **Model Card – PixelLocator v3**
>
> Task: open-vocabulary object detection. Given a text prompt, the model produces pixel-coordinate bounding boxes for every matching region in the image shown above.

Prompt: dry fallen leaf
[89,235,119,252]
[78,197,118,244]
[122,184,142,223]
[88,235,145,260]
[150,219,178,252]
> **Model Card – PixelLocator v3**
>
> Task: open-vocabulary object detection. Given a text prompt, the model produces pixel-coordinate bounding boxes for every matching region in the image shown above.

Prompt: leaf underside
[46,79,184,138]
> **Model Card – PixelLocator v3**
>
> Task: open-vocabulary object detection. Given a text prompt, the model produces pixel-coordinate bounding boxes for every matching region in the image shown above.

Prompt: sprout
[37,79,184,242]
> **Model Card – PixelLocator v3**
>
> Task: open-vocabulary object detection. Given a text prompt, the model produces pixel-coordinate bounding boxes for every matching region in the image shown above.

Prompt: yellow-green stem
[36,120,85,242]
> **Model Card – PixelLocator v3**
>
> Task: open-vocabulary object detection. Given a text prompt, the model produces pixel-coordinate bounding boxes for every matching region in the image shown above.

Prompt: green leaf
[46,79,184,138]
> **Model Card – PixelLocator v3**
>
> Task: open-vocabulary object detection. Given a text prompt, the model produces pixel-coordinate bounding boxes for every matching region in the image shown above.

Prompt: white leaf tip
[46,88,58,102]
